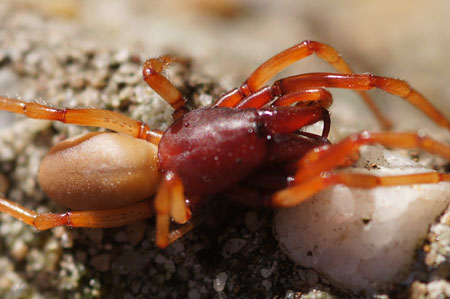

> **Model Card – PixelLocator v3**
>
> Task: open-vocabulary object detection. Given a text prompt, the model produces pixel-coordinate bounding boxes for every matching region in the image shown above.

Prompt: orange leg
[0,96,163,145]
[142,55,188,120]
[167,214,208,245]
[1,180,195,248]
[273,171,450,208]
[0,196,154,230]
[272,73,450,130]
[214,40,390,129]
[154,172,192,248]
[296,131,450,181]
[234,87,333,109]
[273,89,333,109]
[272,131,450,207]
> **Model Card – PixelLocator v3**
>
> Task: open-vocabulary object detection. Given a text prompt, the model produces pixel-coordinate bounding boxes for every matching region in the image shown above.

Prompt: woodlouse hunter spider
[0,40,449,248]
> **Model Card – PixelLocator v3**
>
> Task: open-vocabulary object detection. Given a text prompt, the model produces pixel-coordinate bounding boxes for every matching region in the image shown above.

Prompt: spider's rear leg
[142,56,189,120]
[0,197,154,230]
[0,96,162,145]
[154,172,193,248]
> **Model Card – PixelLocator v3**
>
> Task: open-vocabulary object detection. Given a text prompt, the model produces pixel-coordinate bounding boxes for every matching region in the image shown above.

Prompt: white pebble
[213,272,228,292]
[274,147,450,294]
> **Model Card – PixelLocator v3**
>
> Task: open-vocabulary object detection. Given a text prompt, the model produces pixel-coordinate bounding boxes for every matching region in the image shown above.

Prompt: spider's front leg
[272,131,450,208]
[214,40,391,129]
[273,72,450,129]
[235,87,333,110]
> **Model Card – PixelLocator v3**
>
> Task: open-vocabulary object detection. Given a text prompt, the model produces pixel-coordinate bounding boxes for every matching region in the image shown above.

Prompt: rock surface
[275,146,450,294]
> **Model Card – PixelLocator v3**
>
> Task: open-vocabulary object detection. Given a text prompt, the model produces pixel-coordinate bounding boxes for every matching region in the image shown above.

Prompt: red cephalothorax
[0,40,449,248]
[158,106,329,196]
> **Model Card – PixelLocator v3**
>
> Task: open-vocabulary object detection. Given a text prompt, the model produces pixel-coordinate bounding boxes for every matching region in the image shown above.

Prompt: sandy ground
[0,1,449,298]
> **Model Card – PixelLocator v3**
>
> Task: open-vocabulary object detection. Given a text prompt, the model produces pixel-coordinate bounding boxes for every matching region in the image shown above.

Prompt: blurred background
[2,0,450,129]
[5,0,450,132]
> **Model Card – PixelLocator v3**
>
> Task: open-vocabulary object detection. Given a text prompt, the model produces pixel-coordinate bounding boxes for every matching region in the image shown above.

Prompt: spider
[0,40,449,248]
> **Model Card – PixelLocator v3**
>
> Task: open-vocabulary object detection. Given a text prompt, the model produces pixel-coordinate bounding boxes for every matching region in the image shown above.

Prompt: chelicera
[0,40,449,248]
